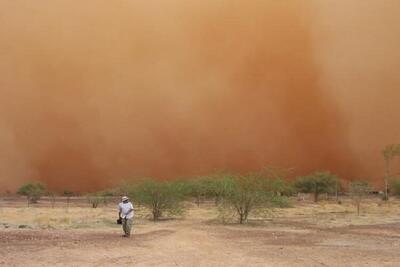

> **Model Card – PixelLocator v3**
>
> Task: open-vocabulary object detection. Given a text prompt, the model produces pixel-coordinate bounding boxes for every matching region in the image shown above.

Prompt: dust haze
[0,0,399,191]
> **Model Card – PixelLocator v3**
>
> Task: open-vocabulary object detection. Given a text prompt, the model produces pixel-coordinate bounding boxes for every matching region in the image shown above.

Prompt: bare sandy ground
[1,197,400,266]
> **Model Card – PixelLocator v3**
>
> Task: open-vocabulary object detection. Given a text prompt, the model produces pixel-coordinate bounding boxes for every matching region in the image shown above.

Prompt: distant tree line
[9,172,378,222]
[13,143,400,223]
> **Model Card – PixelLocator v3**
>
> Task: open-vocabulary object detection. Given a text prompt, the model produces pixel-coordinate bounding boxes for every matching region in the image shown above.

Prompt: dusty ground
[1,197,400,266]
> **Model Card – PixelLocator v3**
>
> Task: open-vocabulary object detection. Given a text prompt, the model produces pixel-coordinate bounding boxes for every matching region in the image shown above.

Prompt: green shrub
[383,144,400,200]
[63,190,74,196]
[17,182,46,205]
[389,178,400,197]
[261,178,295,197]
[259,167,295,196]
[295,171,339,202]
[349,181,371,216]
[185,176,215,206]
[86,193,102,208]
[128,179,186,221]
[46,191,57,208]
[207,173,238,205]
[63,190,74,208]
[217,173,288,224]
[96,190,115,205]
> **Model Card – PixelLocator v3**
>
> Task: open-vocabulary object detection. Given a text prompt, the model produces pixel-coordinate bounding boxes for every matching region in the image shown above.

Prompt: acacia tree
[186,176,214,207]
[213,177,235,205]
[219,173,286,224]
[389,179,400,197]
[259,166,295,196]
[97,190,114,206]
[224,175,259,224]
[200,172,239,205]
[17,182,46,206]
[86,193,102,208]
[383,144,400,200]
[334,179,345,203]
[129,179,186,221]
[349,181,371,216]
[47,192,57,208]
[295,172,339,202]
[63,190,74,208]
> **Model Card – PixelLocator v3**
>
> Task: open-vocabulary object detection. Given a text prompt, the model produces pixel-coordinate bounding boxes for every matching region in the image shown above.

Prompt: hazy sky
[0,1,399,191]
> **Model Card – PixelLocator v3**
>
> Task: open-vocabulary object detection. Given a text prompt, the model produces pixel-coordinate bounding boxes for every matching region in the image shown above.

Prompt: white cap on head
[121,196,129,201]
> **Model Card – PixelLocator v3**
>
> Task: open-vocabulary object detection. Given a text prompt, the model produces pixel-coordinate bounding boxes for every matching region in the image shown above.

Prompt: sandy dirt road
[1,218,400,266]
[2,198,400,266]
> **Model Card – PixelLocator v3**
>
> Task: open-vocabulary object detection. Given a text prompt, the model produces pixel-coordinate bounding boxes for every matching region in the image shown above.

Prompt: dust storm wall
[311,0,400,182]
[0,1,399,191]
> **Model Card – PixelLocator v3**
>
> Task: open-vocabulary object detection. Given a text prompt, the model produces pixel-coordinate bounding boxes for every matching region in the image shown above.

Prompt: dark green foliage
[295,172,339,202]
[63,190,74,196]
[261,178,295,196]
[128,179,186,221]
[17,182,46,205]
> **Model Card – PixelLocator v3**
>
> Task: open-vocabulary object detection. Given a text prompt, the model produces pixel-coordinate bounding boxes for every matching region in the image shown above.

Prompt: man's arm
[126,208,133,215]
[125,203,134,216]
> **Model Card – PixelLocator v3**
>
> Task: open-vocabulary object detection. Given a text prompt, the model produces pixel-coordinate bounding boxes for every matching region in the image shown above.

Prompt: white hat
[121,196,129,201]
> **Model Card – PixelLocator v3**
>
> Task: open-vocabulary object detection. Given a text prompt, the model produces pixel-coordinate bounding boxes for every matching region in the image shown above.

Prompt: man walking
[118,196,134,237]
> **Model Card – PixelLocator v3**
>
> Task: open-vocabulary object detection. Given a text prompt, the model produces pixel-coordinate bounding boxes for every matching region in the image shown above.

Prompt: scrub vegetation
[294,172,339,202]
[17,182,46,206]
[7,169,379,224]
[10,145,400,224]
[349,181,371,216]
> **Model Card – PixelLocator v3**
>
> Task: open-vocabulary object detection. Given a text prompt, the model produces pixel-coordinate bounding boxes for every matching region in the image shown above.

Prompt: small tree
[47,192,57,208]
[186,176,215,206]
[86,193,102,208]
[389,178,400,197]
[383,144,400,201]
[207,173,238,205]
[334,178,345,203]
[219,173,287,224]
[63,190,74,208]
[17,182,45,206]
[295,172,338,202]
[259,166,295,196]
[100,190,114,206]
[129,179,186,221]
[349,181,371,216]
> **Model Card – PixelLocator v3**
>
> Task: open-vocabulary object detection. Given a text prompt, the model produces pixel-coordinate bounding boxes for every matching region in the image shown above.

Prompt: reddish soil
[1,219,400,266]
